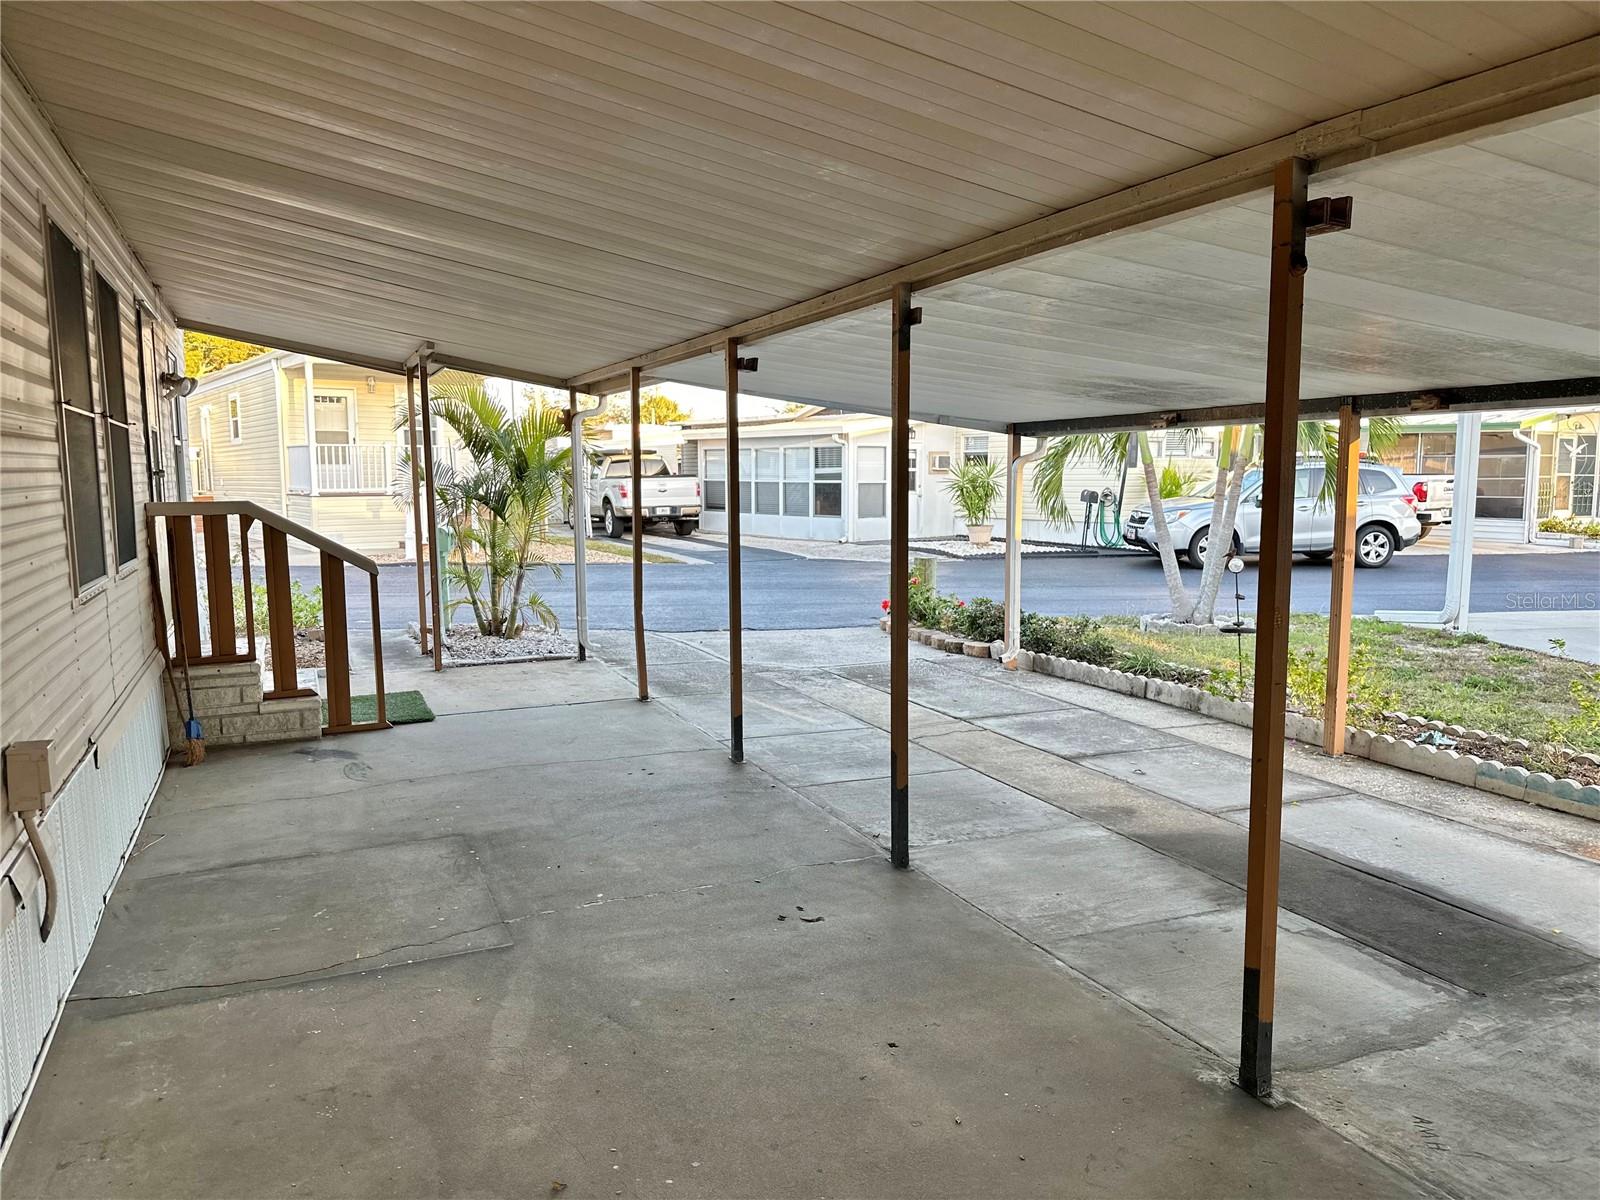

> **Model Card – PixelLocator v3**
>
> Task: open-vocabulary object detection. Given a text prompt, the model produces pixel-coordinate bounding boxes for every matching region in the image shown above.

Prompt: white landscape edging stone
[882,620,1598,821]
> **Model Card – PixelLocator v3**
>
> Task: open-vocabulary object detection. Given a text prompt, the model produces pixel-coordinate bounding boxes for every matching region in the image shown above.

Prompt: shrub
[1019,611,1061,655]
[957,596,1004,643]
[1539,514,1600,538]
[1055,615,1118,666]
[944,457,1004,526]
[232,579,323,635]
[1113,647,1208,685]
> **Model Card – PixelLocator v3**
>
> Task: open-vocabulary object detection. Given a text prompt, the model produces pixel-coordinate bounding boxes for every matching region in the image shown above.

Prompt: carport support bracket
[1240,157,1309,1101]
[889,283,918,869]
[630,367,649,701]
[726,339,745,761]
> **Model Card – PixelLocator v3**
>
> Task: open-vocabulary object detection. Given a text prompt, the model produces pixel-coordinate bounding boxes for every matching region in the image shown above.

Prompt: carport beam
[419,355,444,673]
[631,367,649,701]
[889,282,915,869]
[725,339,745,762]
[405,364,429,657]
[1240,156,1309,1100]
[1323,403,1361,754]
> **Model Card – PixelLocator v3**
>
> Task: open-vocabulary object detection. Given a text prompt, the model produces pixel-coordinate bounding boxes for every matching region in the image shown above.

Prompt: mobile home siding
[188,358,283,508]
[1,62,176,1143]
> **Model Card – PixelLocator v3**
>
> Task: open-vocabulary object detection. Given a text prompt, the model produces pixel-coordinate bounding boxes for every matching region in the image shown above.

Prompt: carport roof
[3,2,1597,424]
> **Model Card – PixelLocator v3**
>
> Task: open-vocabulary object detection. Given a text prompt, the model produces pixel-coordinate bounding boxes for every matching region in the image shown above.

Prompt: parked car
[587,451,701,537]
[1124,462,1422,568]
[1403,471,1455,538]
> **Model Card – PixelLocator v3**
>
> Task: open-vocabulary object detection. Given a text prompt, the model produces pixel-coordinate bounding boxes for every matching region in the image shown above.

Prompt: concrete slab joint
[881,622,1598,820]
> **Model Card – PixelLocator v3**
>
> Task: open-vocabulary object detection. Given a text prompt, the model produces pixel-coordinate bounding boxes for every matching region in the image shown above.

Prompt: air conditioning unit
[929,452,953,472]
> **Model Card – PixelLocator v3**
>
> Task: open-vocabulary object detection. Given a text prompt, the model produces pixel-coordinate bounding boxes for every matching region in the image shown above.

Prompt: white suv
[1125,463,1423,569]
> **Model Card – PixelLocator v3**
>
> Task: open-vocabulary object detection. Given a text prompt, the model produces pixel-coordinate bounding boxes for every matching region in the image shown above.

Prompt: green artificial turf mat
[323,690,435,726]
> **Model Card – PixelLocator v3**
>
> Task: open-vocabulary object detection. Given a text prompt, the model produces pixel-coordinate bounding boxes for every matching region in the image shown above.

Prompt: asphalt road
[297,537,1599,633]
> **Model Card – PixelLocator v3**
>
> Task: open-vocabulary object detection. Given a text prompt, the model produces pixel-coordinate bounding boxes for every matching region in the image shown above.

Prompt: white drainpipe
[1002,435,1049,667]
[1512,428,1541,543]
[570,391,604,661]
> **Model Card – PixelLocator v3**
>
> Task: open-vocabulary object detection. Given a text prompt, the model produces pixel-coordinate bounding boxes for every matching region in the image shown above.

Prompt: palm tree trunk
[1194,452,1246,624]
[1138,434,1193,620]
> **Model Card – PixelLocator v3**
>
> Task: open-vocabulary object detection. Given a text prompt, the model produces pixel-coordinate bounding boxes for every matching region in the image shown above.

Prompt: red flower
[881,599,891,611]
[909,575,921,586]
[956,599,966,607]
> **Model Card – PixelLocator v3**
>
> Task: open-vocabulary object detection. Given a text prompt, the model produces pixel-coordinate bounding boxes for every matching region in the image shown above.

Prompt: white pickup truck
[1403,472,1455,538]
[588,452,701,538]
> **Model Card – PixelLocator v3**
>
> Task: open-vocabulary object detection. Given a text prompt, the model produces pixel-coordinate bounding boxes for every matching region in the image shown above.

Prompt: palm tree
[396,373,572,638]
[1033,417,1402,626]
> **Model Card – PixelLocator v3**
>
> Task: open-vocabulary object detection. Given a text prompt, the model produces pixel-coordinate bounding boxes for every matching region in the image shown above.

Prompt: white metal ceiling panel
[650,107,1600,427]
[3,0,1596,405]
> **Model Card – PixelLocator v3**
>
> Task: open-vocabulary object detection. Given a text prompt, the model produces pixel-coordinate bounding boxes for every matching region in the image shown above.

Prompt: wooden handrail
[148,500,380,575]
[147,500,389,737]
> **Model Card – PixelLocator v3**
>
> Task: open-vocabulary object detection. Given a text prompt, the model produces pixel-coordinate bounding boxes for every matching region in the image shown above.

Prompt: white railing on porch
[288,443,392,493]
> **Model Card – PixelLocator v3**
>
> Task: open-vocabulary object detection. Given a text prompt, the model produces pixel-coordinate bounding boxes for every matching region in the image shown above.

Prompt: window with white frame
[963,435,989,464]
[313,392,352,443]
[703,448,726,511]
[783,445,811,515]
[857,445,887,519]
[754,448,781,514]
[227,392,243,442]
[814,444,842,516]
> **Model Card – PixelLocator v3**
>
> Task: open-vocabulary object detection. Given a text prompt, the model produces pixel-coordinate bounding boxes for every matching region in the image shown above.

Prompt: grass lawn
[1097,615,1598,753]
[543,532,677,564]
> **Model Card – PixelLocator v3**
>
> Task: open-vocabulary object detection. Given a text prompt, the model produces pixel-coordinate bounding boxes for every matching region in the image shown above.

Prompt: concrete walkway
[4,630,1595,1198]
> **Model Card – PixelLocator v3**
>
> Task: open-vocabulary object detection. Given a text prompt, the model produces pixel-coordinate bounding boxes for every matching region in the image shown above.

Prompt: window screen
[96,273,138,567]
[814,444,842,517]
[49,221,106,588]
[857,445,887,519]
[963,435,990,464]
[703,449,726,511]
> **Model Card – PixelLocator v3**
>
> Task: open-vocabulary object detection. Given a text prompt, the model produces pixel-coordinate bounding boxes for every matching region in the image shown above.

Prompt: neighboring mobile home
[1,60,184,1140]
[682,408,1163,544]
[187,352,462,560]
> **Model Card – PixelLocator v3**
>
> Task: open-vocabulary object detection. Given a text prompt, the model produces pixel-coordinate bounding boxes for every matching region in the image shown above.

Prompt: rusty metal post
[725,339,744,761]
[405,363,429,656]
[1240,156,1310,1100]
[1323,402,1361,754]
[630,366,648,701]
[419,355,443,672]
[889,283,917,869]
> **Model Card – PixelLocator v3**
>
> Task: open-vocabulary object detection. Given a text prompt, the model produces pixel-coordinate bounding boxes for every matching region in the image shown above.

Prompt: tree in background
[184,331,268,377]
[639,388,690,425]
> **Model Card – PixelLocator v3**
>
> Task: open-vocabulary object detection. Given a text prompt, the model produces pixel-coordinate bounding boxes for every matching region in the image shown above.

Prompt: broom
[172,599,206,765]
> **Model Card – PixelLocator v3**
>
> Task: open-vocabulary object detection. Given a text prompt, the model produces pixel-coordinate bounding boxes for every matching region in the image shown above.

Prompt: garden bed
[408,623,575,665]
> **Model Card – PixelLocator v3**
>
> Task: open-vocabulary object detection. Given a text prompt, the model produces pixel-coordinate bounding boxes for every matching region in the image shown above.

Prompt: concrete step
[165,660,321,747]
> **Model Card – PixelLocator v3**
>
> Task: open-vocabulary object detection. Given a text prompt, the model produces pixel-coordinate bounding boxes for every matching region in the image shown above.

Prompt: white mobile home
[1,61,184,1139]
[682,409,1154,544]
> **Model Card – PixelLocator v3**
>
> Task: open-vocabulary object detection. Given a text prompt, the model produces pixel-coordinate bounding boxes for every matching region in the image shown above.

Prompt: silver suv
[1125,462,1423,569]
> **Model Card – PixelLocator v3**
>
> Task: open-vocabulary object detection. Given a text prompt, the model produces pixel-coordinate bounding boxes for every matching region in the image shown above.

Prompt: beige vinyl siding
[308,496,407,557]
[0,61,178,885]
[187,359,283,508]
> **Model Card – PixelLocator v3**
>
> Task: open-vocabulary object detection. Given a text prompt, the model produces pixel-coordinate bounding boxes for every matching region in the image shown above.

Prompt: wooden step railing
[146,501,389,735]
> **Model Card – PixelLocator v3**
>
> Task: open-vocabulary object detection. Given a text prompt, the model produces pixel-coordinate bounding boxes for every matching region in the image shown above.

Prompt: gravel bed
[908,538,1092,559]
[412,623,576,664]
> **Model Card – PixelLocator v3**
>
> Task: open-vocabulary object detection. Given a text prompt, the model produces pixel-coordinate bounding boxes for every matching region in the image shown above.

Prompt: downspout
[568,389,604,661]
[1512,428,1540,544]
[830,433,850,542]
[1002,432,1049,667]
